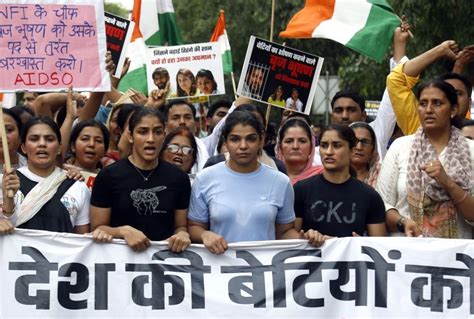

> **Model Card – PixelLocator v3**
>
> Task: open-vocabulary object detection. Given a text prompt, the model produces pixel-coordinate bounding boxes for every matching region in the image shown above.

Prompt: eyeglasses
[355,138,373,147]
[165,143,194,155]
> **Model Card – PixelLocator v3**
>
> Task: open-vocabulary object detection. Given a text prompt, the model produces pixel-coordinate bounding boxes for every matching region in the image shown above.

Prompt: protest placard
[0,0,110,92]
[237,36,324,115]
[104,11,134,78]
[146,42,224,99]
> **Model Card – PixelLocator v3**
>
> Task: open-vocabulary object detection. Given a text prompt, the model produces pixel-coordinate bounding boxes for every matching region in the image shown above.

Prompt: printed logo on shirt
[61,196,78,219]
[310,200,356,224]
[130,186,167,215]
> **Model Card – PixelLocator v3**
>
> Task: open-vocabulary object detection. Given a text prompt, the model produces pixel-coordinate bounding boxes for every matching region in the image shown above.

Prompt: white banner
[0,229,472,318]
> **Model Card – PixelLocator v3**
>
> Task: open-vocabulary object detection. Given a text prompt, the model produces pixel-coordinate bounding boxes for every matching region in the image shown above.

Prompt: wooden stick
[230,71,238,100]
[265,103,272,130]
[270,0,275,42]
[0,106,13,198]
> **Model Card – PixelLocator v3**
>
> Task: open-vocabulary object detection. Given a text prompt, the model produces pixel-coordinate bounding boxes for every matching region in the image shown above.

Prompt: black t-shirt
[91,158,191,241]
[294,174,385,237]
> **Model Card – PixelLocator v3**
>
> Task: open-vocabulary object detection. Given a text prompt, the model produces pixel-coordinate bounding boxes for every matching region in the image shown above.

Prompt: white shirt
[376,134,474,239]
[5,167,90,227]
[285,97,303,112]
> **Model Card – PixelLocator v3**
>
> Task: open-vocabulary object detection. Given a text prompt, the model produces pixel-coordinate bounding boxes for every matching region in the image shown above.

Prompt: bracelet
[453,191,469,206]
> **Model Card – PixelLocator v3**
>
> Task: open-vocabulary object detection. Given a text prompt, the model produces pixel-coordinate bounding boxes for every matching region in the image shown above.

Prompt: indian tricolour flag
[0,93,16,108]
[280,0,400,63]
[210,10,233,74]
[118,0,183,94]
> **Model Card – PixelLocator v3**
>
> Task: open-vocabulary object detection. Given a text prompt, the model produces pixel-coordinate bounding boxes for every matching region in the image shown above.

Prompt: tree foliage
[104,1,129,18]
[173,0,474,101]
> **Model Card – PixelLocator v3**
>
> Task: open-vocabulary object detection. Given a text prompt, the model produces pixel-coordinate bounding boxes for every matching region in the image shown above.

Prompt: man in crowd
[164,99,209,173]
[286,88,303,112]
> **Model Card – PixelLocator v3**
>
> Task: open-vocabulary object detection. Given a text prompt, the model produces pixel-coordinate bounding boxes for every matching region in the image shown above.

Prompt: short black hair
[164,99,196,120]
[152,67,169,79]
[331,90,366,111]
[207,99,232,119]
[438,72,473,96]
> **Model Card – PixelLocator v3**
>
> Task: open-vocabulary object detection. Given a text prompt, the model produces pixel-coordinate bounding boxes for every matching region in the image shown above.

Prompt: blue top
[188,162,295,242]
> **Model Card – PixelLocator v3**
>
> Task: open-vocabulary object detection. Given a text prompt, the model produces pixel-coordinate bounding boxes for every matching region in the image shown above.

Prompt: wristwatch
[396,217,406,233]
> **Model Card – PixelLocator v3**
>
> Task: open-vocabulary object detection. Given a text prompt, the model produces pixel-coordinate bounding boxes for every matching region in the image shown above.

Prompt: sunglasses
[355,138,373,147]
[166,143,194,155]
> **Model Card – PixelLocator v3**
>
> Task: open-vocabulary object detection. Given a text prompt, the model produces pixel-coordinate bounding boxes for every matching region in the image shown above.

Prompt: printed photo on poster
[146,42,225,99]
[237,36,324,115]
[0,0,110,92]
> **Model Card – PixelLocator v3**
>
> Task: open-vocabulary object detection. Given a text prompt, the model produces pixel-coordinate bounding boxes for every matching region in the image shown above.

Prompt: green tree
[104,1,129,18]
[174,0,474,101]
[339,0,474,99]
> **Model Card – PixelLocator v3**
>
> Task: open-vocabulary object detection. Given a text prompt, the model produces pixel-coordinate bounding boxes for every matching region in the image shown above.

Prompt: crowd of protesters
[0,20,473,255]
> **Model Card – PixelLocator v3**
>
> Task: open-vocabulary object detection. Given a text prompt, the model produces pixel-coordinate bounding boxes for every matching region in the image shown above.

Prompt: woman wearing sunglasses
[160,127,197,177]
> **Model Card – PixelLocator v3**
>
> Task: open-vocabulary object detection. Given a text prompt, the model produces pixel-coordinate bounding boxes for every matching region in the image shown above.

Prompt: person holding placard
[1,117,90,234]
[91,107,191,252]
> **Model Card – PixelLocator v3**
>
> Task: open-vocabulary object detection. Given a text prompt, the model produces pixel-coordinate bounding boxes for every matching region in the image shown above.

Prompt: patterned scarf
[406,127,472,238]
[364,151,381,188]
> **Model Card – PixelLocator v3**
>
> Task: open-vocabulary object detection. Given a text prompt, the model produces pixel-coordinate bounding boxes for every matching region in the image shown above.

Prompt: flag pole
[264,0,277,130]
[270,0,275,42]
[0,104,13,198]
[230,71,238,100]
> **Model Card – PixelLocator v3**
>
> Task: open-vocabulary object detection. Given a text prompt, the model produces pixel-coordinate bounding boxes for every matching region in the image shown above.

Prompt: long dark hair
[176,68,197,96]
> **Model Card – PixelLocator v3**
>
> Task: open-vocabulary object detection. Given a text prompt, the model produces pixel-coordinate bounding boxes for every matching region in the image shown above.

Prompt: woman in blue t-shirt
[188,111,301,255]
[294,125,387,246]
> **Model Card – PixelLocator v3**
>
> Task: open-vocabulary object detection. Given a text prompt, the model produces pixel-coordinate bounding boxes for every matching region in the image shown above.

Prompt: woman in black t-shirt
[90,108,191,252]
[294,125,387,246]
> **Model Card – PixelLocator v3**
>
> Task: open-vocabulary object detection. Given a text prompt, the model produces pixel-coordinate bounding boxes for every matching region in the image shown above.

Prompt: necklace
[132,165,156,181]
[130,158,158,181]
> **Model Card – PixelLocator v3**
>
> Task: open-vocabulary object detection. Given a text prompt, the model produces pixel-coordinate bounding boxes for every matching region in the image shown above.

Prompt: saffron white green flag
[210,10,233,74]
[119,0,183,94]
[280,0,400,63]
